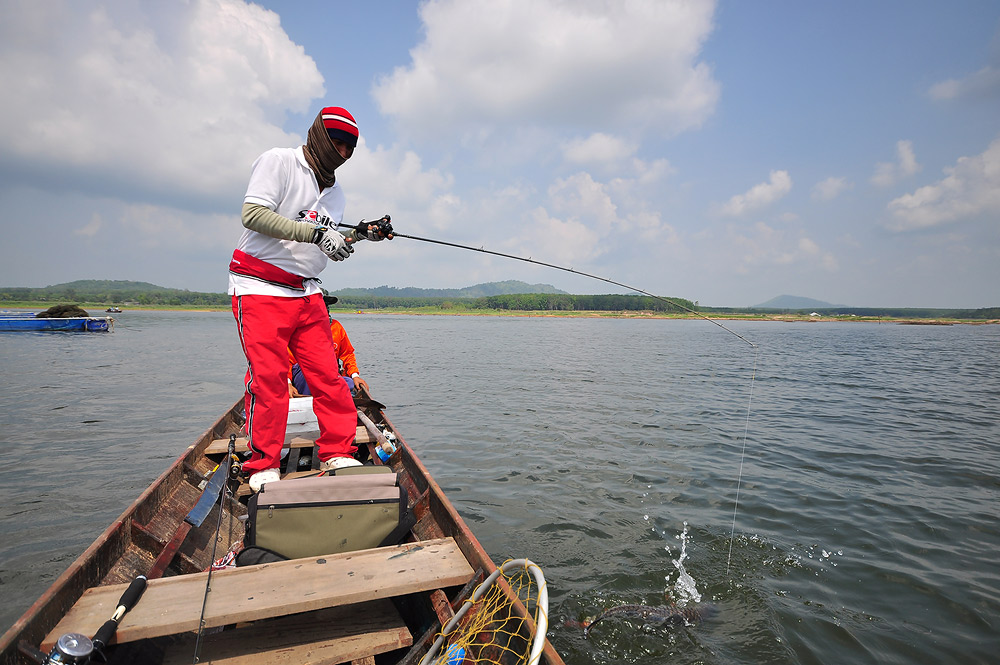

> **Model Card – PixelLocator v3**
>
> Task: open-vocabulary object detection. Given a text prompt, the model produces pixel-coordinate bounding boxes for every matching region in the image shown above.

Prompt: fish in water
[580,603,718,639]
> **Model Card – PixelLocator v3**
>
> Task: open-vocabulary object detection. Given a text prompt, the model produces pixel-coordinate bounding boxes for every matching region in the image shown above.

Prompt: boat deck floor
[160,600,411,665]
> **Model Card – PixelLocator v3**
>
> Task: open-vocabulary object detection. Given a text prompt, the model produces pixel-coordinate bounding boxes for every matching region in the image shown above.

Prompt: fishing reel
[225,433,243,480]
[44,634,93,664]
[228,452,243,480]
[18,633,94,665]
[354,214,393,240]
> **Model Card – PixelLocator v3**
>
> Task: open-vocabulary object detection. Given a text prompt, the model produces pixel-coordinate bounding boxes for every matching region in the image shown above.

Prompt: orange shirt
[330,319,359,376]
[288,319,359,378]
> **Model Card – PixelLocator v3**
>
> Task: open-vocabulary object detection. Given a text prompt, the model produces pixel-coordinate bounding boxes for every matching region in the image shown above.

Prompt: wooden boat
[0,314,112,332]
[0,393,562,665]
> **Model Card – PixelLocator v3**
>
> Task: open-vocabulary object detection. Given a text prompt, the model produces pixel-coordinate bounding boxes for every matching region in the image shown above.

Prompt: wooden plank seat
[205,425,373,455]
[161,600,411,665]
[233,468,337,498]
[42,537,473,652]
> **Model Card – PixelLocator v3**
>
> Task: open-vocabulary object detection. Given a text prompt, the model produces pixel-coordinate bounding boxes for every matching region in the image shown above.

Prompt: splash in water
[565,522,716,637]
[669,521,702,605]
[579,602,718,638]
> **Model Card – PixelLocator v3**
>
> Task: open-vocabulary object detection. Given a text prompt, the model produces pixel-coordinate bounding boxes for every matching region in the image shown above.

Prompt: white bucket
[287,396,317,427]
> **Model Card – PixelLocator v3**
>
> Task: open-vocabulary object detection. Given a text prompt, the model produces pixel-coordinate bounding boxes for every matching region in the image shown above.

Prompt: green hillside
[0,280,223,306]
[41,279,170,292]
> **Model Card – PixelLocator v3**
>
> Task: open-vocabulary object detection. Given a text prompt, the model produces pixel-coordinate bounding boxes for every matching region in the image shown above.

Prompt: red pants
[232,294,357,472]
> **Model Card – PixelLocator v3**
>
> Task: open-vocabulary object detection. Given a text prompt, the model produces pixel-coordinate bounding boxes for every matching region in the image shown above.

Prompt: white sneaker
[248,468,280,492]
[320,457,362,472]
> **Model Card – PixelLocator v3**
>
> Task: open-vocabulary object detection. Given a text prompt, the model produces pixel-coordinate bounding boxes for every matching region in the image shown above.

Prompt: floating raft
[0,313,113,332]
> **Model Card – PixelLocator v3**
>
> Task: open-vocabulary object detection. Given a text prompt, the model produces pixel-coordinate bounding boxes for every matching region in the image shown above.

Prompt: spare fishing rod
[17,576,148,664]
[344,215,759,576]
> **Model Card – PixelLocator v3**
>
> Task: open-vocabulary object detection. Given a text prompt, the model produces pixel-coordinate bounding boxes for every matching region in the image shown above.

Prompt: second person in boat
[289,295,370,398]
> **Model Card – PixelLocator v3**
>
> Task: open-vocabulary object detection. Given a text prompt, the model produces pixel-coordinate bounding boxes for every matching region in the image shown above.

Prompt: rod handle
[115,575,148,616]
[91,620,118,651]
[92,575,147,649]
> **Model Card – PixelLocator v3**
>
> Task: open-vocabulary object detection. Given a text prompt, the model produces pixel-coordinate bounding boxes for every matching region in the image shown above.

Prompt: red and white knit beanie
[321,107,359,148]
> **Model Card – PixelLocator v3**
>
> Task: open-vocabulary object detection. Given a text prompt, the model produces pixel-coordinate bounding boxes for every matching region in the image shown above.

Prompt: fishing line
[727,346,758,576]
[378,229,759,349]
[352,227,759,577]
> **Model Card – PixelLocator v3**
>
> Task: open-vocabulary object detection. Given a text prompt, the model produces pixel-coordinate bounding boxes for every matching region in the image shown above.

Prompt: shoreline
[3,302,994,325]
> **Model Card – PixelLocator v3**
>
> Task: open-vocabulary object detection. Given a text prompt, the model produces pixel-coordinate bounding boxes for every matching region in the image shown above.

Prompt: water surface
[1,312,997,664]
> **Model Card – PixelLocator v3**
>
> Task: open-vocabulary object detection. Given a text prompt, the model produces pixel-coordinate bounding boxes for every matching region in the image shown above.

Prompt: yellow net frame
[421,559,549,665]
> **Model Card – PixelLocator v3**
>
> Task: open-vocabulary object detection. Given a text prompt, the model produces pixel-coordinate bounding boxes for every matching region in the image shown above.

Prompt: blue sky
[1,0,998,307]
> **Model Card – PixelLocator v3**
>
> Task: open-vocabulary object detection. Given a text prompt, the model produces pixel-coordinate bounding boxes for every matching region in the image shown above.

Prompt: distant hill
[0,279,567,306]
[8,279,565,298]
[44,279,175,292]
[0,280,226,307]
[331,280,568,299]
[754,295,842,309]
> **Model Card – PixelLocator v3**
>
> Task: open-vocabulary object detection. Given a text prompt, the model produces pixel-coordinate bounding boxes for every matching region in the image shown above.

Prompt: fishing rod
[345,217,758,575]
[192,435,239,664]
[342,218,757,349]
[19,577,147,664]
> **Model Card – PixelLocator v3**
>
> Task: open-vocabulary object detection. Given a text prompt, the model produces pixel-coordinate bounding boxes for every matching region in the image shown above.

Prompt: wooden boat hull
[0,395,563,665]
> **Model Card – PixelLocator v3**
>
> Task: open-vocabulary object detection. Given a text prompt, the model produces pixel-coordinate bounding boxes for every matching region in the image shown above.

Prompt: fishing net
[421,559,549,665]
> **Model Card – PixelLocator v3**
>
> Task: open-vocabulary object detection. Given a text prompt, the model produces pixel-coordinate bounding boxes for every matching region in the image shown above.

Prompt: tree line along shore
[3,281,997,322]
[2,296,997,324]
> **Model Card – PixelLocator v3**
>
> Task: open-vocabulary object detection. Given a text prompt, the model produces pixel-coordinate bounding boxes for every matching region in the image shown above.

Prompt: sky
[1,0,998,308]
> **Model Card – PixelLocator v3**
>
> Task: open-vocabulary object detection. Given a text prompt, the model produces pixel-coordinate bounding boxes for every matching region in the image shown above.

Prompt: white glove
[313,228,353,261]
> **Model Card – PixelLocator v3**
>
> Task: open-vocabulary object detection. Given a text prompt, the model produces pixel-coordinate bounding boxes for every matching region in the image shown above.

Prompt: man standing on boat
[228,106,393,492]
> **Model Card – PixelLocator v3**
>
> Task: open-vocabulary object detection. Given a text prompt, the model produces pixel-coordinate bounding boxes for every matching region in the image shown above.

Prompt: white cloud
[524,206,604,265]
[563,133,637,166]
[718,170,792,216]
[443,169,677,270]
[729,222,838,272]
[871,140,921,187]
[548,173,619,233]
[372,0,718,140]
[562,133,674,185]
[812,176,852,201]
[632,158,674,185]
[0,0,323,210]
[928,66,1000,101]
[549,171,676,242]
[887,137,1000,231]
[346,139,458,231]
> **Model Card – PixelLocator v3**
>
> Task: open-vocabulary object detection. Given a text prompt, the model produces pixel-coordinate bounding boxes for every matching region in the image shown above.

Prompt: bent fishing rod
[344,216,759,575]
[342,218,756,349]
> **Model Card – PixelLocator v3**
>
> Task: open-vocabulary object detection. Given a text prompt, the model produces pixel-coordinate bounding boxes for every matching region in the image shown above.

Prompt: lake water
[1,310,998,664]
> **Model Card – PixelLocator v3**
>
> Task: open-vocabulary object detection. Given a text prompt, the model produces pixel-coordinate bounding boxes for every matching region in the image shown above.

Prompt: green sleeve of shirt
[241,202,317,242]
